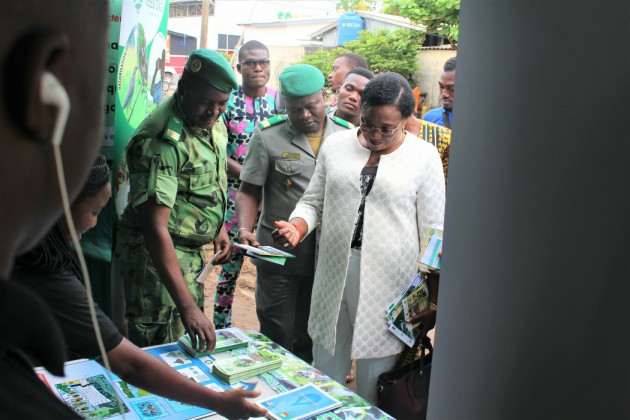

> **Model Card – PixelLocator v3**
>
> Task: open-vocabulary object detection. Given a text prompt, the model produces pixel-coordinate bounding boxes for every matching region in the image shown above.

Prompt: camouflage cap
[279,64,325,97]
[185,49,238,93]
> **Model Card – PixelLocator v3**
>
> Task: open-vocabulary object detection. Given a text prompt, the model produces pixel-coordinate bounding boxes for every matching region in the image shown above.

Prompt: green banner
[113,0,170,218]
[113,0,170,175]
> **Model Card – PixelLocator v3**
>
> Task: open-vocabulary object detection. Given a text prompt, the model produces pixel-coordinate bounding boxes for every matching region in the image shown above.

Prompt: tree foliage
[300,29,421,85]
[383,0,460,45]
[336,0,379,12]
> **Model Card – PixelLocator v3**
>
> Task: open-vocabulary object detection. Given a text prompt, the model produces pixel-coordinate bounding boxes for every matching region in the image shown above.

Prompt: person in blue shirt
[422,57,456,129]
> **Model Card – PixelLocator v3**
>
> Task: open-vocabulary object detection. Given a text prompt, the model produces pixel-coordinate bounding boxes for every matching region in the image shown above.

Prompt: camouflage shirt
[117,94,228,247]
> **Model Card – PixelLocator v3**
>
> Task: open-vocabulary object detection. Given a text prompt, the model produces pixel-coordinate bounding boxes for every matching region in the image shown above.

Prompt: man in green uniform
[236,65,352,363]
[115,50,236,350]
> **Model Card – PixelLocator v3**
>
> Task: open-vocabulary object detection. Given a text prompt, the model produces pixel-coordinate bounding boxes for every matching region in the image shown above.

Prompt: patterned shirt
[223,85,277,166]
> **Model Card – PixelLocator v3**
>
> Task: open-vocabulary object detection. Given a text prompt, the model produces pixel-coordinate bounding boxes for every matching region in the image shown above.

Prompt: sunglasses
[239,59,271,69]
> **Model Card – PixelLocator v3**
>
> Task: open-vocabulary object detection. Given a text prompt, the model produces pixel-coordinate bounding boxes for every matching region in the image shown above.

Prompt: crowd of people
[0,1,456,415]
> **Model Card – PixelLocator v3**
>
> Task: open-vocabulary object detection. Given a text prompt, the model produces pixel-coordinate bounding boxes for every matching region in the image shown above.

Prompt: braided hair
[14,154,111,277]
[76,154,110,202]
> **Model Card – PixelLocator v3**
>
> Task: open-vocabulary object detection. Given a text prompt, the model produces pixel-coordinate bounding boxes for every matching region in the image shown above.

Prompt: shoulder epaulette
[331,115,355,129]
[258,114,287,129]
[163,113,184,144]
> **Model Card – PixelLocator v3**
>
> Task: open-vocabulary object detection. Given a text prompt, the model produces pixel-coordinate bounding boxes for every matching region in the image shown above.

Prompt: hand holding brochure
[386,273,429,347]
[233,243,295,266]
[177,327,251,357]
[256,384,342,420]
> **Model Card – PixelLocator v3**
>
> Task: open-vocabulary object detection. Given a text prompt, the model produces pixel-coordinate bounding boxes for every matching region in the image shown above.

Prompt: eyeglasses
[239,59,271,69]
[359,120,404,136]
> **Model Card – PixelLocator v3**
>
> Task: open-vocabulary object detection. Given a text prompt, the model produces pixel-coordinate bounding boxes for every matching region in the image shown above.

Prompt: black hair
[238,40,269,61]
[337,53,368,69]
[14,154,110,278]
[360,72,415,118]
[344,67,374,81]
[444,56,456,72]
[76,154,110,202]
[14,220,80,277]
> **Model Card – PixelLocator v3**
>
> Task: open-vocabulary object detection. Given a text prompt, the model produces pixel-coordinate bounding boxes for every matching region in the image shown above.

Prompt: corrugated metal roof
[420,45,456,50]
[239,16,339,26]
[306,11,427,39]
[355,11,426,31]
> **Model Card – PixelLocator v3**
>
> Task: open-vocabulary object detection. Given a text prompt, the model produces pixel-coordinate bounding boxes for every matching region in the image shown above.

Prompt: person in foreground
[273,73,446,404]
[13,155,266,419]
[0,0,108,416]
[115,49,234,349]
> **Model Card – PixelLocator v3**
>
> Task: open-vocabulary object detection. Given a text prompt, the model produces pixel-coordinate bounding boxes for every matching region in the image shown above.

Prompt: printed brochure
[256,384,342,420]
[386,273,429,347]
[233,243,295,266]
[418,226,443,272]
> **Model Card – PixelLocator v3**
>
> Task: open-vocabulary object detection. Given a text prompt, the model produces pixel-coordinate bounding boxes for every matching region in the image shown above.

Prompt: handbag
[376,334,433,419]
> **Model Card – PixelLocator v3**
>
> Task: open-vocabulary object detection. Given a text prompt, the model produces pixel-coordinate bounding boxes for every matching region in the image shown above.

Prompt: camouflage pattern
[115,230,205,346]
[115,94,228,346]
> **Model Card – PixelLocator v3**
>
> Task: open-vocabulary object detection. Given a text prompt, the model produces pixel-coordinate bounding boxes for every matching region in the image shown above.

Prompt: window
[169,0,215,18]
[217,34,240,52]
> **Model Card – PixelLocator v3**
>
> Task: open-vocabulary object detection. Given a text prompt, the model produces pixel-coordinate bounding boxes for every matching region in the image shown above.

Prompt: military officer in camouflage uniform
[115,50,237,350]
[236,65,353,363]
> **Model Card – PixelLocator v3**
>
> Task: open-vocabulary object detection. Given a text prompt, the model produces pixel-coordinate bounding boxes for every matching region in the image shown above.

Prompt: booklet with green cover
[177,327,251,358]
[212,348,283,384]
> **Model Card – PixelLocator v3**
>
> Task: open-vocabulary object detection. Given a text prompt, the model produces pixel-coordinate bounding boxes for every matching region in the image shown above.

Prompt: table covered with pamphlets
[35,329,394,420]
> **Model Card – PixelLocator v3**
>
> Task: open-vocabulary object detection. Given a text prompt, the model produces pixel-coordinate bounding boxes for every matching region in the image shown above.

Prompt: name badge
[282,152,301,159]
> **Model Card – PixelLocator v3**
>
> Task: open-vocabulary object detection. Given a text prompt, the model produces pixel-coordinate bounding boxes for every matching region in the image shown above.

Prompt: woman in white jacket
[273,73,446,403]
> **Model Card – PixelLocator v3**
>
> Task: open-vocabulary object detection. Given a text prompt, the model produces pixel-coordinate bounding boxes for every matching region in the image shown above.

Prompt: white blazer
[291,129,446,359]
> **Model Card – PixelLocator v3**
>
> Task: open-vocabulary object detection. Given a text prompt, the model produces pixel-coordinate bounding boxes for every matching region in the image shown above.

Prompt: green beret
[279,64,325,97]
[185,49,238,93]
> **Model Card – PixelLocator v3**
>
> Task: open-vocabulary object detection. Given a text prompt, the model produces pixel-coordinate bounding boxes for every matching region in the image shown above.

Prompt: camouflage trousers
[115,231,205,347]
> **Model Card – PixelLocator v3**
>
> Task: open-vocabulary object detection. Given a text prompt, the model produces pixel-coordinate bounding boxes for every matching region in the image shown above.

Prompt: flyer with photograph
[386,273,429,347]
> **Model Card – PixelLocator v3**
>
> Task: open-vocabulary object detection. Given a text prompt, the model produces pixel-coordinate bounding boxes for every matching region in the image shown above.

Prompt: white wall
[168,0,337,50]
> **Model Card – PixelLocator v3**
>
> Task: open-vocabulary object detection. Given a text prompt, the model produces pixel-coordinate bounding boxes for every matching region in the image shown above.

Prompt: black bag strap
[403,333,432,398]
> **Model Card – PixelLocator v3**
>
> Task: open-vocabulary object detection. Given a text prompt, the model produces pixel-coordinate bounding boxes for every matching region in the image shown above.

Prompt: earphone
[40,71,69,146]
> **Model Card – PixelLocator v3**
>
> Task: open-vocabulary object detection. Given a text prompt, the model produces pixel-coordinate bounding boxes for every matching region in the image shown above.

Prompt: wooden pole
[200,0,210,48]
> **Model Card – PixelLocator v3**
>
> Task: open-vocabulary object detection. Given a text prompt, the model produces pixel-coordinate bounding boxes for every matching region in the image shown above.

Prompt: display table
[35,330,393,419]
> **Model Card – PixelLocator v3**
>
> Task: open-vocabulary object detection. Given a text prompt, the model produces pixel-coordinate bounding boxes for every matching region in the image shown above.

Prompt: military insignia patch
[331,115,355,129]
[258,114,287,129]
[191,59,202,73]
[283,177,292,191]
[282,152,301,159]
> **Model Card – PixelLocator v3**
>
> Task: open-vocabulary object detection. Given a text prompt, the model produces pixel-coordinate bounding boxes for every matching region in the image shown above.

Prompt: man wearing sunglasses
[214,41,278,330]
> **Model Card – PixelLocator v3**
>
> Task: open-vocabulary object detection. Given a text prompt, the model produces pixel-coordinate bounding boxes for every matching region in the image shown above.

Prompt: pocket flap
[274,159,303,176]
